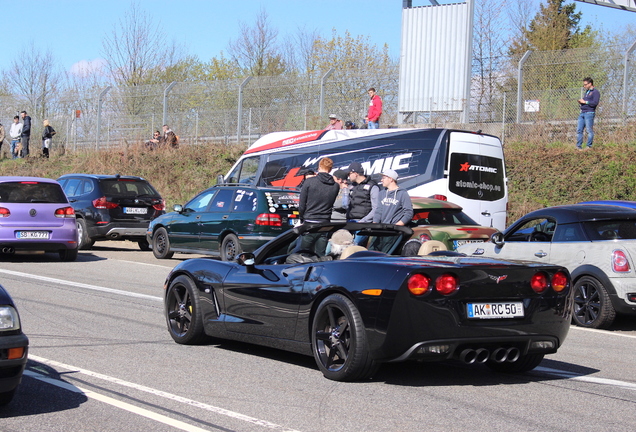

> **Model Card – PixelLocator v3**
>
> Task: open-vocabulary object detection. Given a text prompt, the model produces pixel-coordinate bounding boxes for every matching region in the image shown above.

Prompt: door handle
[481,211,491,216]
[534,251,547,258]
[223,215,229,219]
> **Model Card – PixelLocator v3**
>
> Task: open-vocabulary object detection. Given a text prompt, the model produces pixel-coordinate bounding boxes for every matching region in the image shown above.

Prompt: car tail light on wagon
[612,250,630,272]
[255,213,282,226]
[54,206,75,218]
[92,196,119,209]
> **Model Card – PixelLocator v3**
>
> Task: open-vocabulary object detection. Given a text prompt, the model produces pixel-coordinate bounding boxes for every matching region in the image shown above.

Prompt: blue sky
[3,0,635,75]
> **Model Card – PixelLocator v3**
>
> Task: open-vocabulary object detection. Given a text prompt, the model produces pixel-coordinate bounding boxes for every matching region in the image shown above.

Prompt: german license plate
[16,231,49,239]
[124,207,147,215]
[453,239,486,248]
[467,302,524,319]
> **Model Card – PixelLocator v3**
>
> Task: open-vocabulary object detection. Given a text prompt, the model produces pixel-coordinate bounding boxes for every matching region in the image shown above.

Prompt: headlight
[0,306,20,331]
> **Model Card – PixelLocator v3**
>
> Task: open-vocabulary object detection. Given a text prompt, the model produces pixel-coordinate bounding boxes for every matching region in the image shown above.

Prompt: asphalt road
[1,242,636,431]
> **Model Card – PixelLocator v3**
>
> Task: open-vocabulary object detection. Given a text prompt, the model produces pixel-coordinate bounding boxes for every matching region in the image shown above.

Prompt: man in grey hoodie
[373,169,413,225]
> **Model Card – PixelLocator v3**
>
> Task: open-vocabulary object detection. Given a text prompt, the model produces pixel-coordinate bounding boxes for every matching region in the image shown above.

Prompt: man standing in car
[299,157,339,255]
[346,161,379,223]
[20,111,31,157]
[364,88,382,129]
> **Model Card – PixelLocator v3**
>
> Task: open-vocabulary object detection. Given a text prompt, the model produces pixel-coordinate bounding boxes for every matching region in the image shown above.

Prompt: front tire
[77,218,94,250]
[165,275,207,344]
[572,276,616,329]
[311,294,377,381]
[152,227,174,259]
[220,234,242,261]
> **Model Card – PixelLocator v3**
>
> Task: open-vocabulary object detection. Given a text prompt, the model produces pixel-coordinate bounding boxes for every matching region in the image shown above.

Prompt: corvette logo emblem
[488,274,508,284]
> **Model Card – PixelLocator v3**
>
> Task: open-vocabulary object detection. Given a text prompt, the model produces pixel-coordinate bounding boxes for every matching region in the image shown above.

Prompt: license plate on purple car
[16,231,50,239]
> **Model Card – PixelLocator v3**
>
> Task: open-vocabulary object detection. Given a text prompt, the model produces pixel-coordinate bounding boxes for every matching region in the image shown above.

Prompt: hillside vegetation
[2,139,636,227]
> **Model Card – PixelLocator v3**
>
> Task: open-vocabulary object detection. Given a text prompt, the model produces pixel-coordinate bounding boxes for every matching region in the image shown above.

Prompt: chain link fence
[0,42,634,153]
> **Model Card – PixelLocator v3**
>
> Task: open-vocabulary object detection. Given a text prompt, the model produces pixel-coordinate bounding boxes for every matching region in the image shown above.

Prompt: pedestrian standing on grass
[9,116,21,159]
[576,77,600,150]
[0,122,5,158]
[20,111,31,157]
[41,119,56,158]
[364,87,383,129]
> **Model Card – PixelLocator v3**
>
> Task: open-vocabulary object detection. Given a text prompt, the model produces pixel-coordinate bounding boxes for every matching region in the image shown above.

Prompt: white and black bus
[224,128,508,230]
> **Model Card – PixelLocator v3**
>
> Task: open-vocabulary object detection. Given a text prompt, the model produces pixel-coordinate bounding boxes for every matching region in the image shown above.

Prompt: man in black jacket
[20,111,31,157]
[346,161,379,222]
[298,157,339,255]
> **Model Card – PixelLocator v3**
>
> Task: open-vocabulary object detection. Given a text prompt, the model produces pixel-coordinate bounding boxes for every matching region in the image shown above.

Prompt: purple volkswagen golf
[0,177,78,261]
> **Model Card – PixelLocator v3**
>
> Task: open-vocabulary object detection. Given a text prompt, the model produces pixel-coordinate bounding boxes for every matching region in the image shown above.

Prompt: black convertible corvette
[163,222,572,381]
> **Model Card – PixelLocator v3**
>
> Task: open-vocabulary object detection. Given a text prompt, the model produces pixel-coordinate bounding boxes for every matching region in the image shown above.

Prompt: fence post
[516,51,531,124]
[96,86,112,150]
[237,77,252,145]
[623,39,636,117]
[320,68,335,118]
[163,82,177,126]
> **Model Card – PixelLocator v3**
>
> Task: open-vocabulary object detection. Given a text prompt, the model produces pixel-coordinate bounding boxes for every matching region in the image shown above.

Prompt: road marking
[29,355,300,432]
[570,325,636,339]
[117,259,174,269]
[536,366,636,391]
[0,268,162,302]
[24,370,211,432]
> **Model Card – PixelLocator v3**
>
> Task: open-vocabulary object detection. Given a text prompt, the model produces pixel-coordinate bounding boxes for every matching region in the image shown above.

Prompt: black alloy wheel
[221,234,242,261]
[572,276,616,329]
[485,353,544,373]
[77,218,94,250]
[311,294,377,381]
[165,275,207,344]
[152,227,174,259]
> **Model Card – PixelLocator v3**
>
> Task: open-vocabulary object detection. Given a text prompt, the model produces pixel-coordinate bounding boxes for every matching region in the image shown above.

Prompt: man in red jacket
[365,87,382,129]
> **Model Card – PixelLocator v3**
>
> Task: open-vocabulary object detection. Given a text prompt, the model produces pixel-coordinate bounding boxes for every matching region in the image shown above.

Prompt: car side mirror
[491,232,504,248]
[237,252,256,272]
[173,204,183,213]
[216,174,225,185]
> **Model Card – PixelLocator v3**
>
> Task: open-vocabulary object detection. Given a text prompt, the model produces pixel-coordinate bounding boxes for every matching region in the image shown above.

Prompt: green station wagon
[147,185,300,261]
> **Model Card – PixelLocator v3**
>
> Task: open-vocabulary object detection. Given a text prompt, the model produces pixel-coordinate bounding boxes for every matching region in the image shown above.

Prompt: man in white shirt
[9,116,22,159]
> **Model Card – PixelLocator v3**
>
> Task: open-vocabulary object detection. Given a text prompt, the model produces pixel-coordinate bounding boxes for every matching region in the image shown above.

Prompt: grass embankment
[2,139,636,226]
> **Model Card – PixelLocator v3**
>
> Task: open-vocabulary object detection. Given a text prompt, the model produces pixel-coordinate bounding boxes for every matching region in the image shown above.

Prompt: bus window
[227,156,260,184]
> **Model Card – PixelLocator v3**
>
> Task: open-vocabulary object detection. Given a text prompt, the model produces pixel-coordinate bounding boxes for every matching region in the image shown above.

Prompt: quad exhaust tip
[459,347,521,364]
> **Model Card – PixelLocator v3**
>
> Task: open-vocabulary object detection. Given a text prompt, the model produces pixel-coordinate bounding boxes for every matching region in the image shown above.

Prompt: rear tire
[311,294,378,381]
[152,227,174,259]
[220,234,242,261]
[138,239,151,251]
[77,218,94,250]
[165,275,208,344]
[572,276,616,329]
[59,248,78,262]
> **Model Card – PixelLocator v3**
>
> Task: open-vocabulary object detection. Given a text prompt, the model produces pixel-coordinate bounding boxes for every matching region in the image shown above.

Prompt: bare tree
[228,9,285,76]
[2,42,62,120]
[101,2,181,86]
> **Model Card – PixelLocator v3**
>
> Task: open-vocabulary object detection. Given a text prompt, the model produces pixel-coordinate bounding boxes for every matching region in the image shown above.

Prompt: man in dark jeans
[20,111,31,157]
[298,157,339,255]
[576,77,600,150]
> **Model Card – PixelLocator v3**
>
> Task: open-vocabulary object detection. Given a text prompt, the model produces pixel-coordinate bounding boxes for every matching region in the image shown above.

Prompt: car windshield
[411,209,478,226]
[583,219,636,240]
[0,181,67,203]
[101,179,158,197]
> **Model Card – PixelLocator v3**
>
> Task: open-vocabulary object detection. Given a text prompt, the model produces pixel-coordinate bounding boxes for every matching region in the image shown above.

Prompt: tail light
[612,250,630,272]
[419,233,431,242]
[153,200,166,212]
[92,196,119,209]
[55,206,75,218]
[531,272,549,293]
[436,273,459,295]
[407,274,431,296]
[255,213,282,226]
[551,271,569,292]
[0,207,10,217]
[431,194,447,201]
